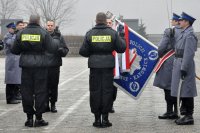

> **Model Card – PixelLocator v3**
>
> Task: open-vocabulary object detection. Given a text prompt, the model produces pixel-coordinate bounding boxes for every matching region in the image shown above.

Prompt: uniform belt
[175,54,183,58]
[23,51,45,55]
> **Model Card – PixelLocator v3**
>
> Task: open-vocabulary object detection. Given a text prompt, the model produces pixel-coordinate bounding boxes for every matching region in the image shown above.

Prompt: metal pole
[165,0,171,28]
[196,75,200,80]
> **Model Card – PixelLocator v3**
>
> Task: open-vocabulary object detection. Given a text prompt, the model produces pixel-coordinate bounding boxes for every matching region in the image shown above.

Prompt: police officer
[13,21,25,101]
[154,13,181,119]
[16,21,24,32]
[46,20,69,113]
[3,22,21,104]
[171,12,198,125]
[11,15,58,127]
[106,17,117,113]
[79,12,126,128]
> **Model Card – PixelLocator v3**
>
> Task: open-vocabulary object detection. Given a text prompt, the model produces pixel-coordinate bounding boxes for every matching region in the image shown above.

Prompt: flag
[113,19,159,99]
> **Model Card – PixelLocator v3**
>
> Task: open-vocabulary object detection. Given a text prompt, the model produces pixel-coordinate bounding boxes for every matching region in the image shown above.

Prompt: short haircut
[29,14,40,24]
[16,21,23,26]
[96,12,107,24]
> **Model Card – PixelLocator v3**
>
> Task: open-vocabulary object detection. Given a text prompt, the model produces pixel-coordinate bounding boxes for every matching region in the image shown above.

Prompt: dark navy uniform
[79,22,126,127]
[11,22,58,126]
[46,30,69,112]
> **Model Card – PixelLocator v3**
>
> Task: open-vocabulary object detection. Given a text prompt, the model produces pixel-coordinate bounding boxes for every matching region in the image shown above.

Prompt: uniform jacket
[3,32,21,84]
[171,26,198,97]
[45,31,69,67]
[79,24,126,68]
[11,23,58,68]
[153,26,181,90]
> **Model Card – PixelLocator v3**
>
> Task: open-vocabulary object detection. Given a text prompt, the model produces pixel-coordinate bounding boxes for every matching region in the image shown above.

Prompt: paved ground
[0,49,200,133]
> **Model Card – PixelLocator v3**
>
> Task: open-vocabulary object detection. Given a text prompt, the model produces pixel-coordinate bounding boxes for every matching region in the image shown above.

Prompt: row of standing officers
[1,11,198,128]
[154,12,198,125]
[2,15,69,127]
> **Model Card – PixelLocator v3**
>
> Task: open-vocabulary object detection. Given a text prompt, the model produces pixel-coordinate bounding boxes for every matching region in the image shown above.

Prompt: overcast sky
[63,0,200,35]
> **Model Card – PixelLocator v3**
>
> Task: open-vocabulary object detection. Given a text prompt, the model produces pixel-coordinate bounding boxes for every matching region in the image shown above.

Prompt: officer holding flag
[154,13,181,120]
[171,12,198,125]
[79,12,126,128]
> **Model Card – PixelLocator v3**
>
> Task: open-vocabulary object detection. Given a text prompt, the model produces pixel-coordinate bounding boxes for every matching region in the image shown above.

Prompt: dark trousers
[21,68,48,116]
[6,84,20,101]
[111,85,117,107]
[164,89,177,112]
[47,67,60,103]
[181,97,194,115]
[89,68,113,114]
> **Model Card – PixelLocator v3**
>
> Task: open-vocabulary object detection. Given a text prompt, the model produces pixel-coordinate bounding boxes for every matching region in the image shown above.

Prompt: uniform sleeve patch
[92,35,111,42]
[21,34,41,42]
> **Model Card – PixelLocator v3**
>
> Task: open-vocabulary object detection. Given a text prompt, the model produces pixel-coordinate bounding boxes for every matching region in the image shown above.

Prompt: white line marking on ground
[0,104,21,117]
[0,69,88,118]
[44,91,89,132]
[58,69,88,87]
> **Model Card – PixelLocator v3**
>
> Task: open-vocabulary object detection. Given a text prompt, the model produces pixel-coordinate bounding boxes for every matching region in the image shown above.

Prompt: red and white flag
[121,23,130,72]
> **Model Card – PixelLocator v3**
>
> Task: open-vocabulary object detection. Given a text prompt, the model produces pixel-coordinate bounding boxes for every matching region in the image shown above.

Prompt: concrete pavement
[0,49,200,133]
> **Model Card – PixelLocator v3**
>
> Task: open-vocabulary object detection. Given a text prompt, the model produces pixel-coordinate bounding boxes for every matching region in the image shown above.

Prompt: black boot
[169,103,178,119]
[158,104,173,119]
[175,115,194,125]
[51,102,57,113]
[7,99,20,104]
[34,114,48,127]
[25,114,33,127]
[93,113,101,128]
[180,106,187,115]
[102,113,112,128]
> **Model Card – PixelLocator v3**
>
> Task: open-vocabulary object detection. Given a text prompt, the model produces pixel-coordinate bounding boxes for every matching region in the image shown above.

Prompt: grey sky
[64,0,200,35]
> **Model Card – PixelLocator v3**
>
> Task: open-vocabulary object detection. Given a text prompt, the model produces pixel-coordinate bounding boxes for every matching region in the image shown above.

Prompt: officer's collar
[183,25,193,33]
[94,23,108,29]
[27,23,40,27]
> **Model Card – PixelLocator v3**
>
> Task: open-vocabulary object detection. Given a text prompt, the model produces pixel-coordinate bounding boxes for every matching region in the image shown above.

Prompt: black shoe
[109,107,115,113]
[102,119,112,128]
[168,112,179,119]
[7,100,20,104]
[158,112,172,119]
[25,119,33,127]
[175,115,194,125]
[34,119,48,127]
[93,113,101,128]
[51,103,57,113]
[93,119,101,128]
[45,106,50,112]
[15,92,22,100]
[180,109,187,115]
[102,114,112,128]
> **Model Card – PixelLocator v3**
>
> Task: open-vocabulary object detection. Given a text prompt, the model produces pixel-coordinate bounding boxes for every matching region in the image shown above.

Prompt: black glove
[180,70,187,80]
[57,48,66,57]
[118,25,125,37]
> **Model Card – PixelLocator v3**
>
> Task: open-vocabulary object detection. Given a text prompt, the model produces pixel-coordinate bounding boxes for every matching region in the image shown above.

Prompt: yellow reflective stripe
[21,34,41,42]
[92,35,111,42]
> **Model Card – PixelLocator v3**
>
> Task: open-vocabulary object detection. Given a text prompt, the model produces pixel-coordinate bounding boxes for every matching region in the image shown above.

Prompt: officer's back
[12,16,57,67]
[79,13,126,68]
